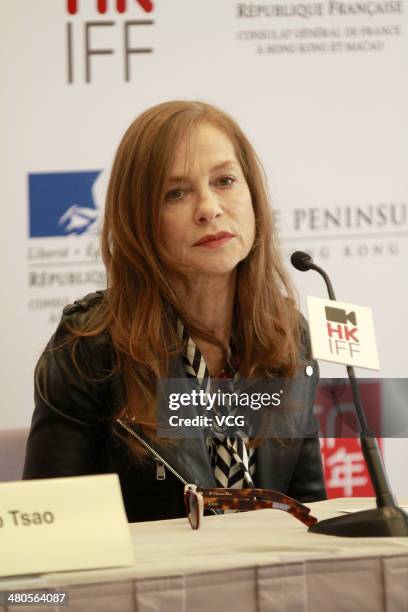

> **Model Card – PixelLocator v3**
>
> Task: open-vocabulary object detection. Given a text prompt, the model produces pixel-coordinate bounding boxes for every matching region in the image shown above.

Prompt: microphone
[291,251,335,299]
[290,250,313,272]
[292,251,408,537]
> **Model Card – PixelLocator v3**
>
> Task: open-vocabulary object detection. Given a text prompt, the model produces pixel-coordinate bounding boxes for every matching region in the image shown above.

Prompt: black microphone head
[290,250,314,272]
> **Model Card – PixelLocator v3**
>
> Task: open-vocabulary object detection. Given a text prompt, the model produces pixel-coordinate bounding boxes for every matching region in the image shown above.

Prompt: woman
[23,100,326,522]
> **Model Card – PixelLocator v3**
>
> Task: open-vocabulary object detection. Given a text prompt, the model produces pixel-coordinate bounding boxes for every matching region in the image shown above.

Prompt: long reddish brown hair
[66,100,302,452]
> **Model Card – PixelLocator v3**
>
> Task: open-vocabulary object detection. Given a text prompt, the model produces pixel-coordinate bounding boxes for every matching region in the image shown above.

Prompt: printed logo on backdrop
[236,1,404,56]
[29,171,102,237]
[66,0,153,13]
[65,0,155,83]
[276,202,407,263]
[235,2,407,263]
[27,171,106,324]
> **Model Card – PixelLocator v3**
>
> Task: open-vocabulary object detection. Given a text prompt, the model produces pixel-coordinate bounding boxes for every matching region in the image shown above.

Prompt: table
[1,498,408,612]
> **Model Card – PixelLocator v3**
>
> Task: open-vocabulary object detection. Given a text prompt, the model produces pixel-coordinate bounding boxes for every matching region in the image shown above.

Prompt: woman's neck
[170,270,237,346]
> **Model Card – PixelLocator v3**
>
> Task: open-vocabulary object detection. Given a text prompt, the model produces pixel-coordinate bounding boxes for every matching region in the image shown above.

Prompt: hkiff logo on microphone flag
[28,171,102,238]
[306,296,380,370]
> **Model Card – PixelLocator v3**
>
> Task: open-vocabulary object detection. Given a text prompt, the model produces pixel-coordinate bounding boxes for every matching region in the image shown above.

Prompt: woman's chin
[175,263,237,280]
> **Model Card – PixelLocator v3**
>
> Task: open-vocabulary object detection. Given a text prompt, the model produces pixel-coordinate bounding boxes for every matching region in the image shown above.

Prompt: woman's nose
[194,188,222,224]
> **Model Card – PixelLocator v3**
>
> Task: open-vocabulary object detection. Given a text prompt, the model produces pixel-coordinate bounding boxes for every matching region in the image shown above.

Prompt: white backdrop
[2,0,407,493]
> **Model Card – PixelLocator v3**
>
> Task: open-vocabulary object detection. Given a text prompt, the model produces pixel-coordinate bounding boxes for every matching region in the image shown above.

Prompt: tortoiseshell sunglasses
[184,484,318,529]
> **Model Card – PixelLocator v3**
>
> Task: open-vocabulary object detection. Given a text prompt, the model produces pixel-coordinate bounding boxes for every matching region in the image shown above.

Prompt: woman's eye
[164,188,186,201]
[216,175,236,188]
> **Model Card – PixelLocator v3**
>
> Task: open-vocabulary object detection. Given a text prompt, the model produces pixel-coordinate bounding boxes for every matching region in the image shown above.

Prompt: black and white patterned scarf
[176,319,256,488]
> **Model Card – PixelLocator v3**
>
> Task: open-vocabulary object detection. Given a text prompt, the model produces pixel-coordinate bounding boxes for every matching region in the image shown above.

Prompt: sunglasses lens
[186,490,199,529]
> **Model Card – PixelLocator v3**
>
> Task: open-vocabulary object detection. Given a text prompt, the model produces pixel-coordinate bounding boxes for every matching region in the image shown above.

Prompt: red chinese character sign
[315,381,383,498]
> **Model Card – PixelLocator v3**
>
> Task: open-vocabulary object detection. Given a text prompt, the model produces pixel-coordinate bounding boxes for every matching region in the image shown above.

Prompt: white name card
[0,474,135,578]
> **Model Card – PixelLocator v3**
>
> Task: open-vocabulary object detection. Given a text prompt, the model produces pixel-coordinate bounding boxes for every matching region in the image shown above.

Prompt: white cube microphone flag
[306,296,380,371]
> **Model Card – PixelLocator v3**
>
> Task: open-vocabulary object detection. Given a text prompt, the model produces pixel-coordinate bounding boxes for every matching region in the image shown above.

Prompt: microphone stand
[304,258,408,536]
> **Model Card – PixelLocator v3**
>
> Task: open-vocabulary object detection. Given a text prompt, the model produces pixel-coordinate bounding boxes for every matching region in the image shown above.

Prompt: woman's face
[159,123,256,279]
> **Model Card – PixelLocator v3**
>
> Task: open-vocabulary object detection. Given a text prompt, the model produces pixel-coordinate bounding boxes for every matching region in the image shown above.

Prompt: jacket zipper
[155,462,166,480]
[116,418,188,485]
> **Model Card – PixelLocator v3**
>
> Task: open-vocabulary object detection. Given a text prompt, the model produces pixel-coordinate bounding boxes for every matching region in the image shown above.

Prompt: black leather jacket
[23,291,327,522]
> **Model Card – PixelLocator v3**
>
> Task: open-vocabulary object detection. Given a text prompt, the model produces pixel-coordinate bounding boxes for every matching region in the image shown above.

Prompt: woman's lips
[194,235,233,248]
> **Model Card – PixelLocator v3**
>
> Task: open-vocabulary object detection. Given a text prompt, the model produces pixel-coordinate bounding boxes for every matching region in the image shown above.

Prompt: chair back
[0,428,29,481]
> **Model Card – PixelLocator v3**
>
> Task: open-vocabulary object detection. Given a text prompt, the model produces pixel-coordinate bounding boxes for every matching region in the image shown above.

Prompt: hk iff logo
[28,171,102,237]
[325,306,360,360]
[306,296,380,370]
[66,0,153,14]
[65,0,155,83]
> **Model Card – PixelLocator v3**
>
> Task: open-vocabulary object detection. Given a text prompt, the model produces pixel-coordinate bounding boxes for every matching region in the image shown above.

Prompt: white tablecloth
[1,498,408,611]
